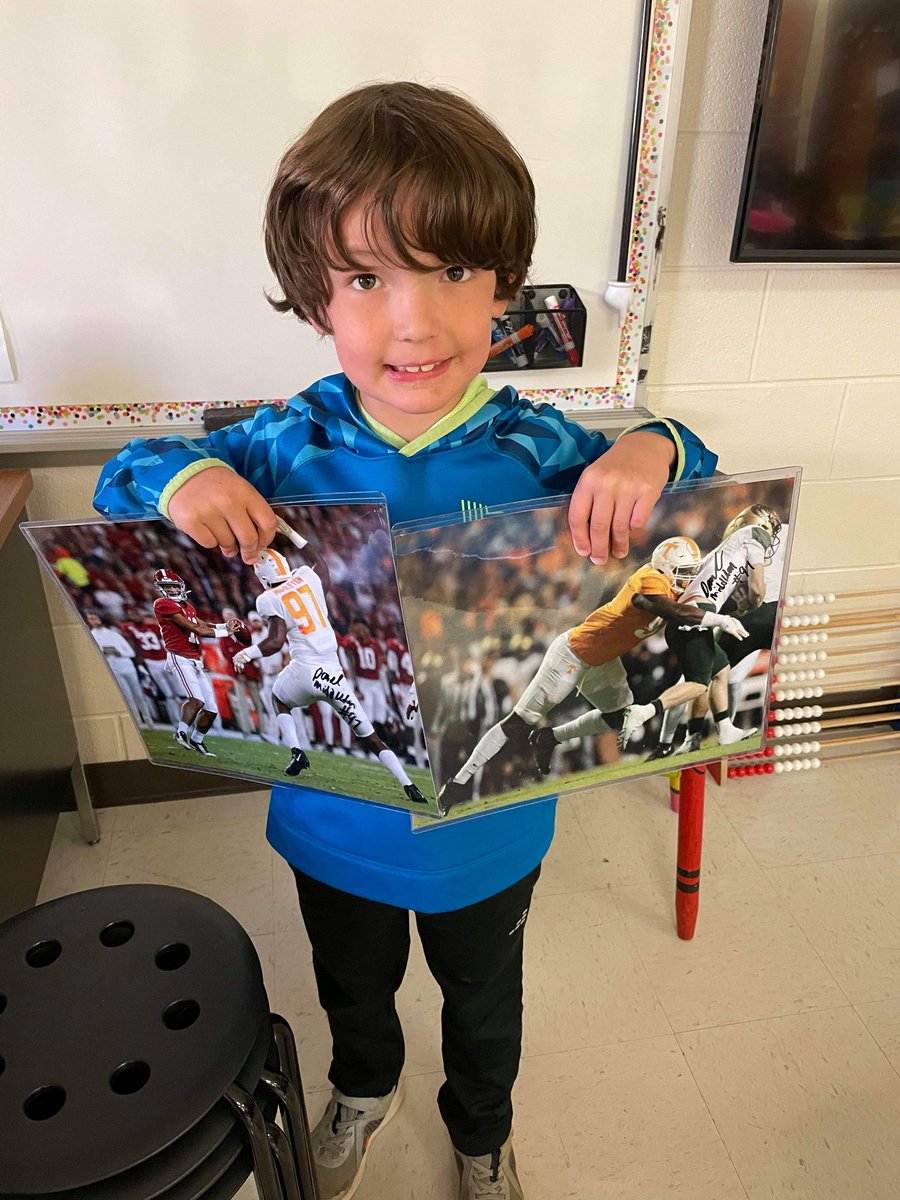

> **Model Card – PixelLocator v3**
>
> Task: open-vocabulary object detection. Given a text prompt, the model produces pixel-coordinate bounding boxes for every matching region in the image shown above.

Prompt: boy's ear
[492,271,517,317]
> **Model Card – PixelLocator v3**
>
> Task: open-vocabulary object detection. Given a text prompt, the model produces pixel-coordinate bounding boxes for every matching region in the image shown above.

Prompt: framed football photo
[392,469,800,827]
[23,496,438,814]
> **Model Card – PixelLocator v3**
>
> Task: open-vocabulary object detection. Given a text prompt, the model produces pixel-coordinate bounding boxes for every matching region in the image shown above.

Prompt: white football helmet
[253,549,292,589]
[153,568,188,602]
[722,505,782,560]
[650,537,703,594]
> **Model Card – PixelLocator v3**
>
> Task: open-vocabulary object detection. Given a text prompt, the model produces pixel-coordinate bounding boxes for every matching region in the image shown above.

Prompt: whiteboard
[0,1,646,416]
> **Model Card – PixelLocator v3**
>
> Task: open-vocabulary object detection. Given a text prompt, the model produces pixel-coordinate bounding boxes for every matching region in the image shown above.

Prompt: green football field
[412,731,761,828]
[143,729,437,811]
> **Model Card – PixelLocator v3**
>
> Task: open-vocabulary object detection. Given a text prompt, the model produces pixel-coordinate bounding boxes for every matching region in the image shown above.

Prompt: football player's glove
[253,549,292,589]
[650,537,703,594]
[233,643,262,674]
[154,568,188,602]
[699,611,750,640]
[723,504,782,561]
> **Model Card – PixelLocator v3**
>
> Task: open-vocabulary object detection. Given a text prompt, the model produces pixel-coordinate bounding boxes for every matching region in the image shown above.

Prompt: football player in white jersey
[87,611,155,726]
[232,522,426,804]
[618,504,781,753]
[650,509,790,759]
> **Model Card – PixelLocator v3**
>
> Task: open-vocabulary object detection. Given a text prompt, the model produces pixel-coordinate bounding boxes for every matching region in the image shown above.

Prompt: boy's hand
[166,467,278,565]
[568,432,675,565]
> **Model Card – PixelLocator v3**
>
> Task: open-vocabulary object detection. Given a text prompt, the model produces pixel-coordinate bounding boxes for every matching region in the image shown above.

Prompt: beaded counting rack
[724,587,900,782]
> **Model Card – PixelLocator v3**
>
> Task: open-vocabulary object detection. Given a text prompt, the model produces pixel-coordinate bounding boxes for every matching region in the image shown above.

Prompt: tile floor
[37,756,900,1199]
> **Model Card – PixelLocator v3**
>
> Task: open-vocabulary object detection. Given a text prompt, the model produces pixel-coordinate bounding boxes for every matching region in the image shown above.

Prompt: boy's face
[314,206,508,440]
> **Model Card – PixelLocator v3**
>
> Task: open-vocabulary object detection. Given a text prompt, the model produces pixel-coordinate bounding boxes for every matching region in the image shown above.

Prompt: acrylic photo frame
[22,494,439,815]
[392,469,801,830]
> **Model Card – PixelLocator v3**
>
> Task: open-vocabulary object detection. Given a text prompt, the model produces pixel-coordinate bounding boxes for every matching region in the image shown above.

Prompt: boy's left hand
[568,431,675,565]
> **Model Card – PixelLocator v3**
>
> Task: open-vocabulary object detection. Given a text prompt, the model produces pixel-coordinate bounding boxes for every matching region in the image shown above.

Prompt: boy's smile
[315,206,508,441]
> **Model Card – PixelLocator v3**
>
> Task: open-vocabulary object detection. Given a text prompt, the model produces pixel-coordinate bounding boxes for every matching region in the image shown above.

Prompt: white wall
[650,0,900,596]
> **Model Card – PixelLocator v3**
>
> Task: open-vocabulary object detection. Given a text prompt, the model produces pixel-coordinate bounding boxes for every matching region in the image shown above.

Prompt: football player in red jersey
[346,619,392,743]
[386,632,426,768]
[120,604,181,724]
[152,568,242,757]
[218,604,264,735]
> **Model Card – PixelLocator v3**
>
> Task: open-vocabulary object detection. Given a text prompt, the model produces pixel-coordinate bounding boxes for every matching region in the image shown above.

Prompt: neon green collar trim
[356,376,496,456]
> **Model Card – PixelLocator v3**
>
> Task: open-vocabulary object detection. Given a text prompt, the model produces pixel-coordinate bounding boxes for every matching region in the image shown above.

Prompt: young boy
[94,82,717,1200]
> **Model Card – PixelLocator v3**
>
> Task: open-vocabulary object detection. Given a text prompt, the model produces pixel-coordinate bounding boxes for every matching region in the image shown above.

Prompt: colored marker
[532,327,554,357]
[544,294,580,365]
[488,322,535,359]
[491,318,528,367]
[534,312,571,360]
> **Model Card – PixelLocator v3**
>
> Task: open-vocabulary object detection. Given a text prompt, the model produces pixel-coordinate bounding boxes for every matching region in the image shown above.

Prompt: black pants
[292,865,541,1156]
[720,600,778,666]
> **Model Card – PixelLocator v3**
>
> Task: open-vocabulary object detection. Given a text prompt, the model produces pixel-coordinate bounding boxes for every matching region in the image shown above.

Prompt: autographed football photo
[393,470,800,827]
[23,497,437,814]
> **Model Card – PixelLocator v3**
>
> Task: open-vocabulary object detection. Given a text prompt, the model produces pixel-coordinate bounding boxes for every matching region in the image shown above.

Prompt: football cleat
[679,733,703,754]
[173,729,192,750]
[189,739,217,758]
[254,549,293,590]
[403,783,428,804]
[154,569,188,602]
[436,779,470,816]
[646,741,677,762]
[617,703,655,750]
[717,720,756,747]
[650,537,704,595]
[529,726,558,776]
[284,747,311,776]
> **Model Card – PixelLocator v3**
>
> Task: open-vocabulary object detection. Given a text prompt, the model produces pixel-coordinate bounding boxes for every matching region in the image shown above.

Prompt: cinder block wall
[27,0,900,765]
[650,0,900,596]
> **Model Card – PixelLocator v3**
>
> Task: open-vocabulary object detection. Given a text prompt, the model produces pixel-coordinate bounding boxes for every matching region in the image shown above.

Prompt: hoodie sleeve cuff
[619,418,686,482]
[158,458,235,520]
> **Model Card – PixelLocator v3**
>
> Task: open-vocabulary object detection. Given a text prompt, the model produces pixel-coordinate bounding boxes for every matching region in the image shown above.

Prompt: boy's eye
[350,274,380,291]
[444,266,473,283]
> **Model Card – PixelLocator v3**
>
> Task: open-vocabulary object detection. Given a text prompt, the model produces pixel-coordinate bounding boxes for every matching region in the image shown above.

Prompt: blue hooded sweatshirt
[94,373,716,911]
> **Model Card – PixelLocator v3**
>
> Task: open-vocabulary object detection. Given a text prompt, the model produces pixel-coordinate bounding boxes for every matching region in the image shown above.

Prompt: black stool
[0,885,320,1199]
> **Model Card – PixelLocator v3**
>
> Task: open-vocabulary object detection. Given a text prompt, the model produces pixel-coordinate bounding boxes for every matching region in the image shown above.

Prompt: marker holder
[482,284,586,373]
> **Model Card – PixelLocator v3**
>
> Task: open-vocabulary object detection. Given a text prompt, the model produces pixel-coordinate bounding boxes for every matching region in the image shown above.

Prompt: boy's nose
[391,284,441,342]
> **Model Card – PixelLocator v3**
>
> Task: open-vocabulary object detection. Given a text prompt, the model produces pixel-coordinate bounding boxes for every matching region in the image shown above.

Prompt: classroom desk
[0,469,98,921]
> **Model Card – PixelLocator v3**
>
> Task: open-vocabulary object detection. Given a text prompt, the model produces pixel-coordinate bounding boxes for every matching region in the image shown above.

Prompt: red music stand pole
[676,765,705,940]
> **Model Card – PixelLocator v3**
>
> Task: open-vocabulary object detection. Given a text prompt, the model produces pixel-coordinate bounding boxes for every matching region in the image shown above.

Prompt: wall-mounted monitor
[732,0,899,263]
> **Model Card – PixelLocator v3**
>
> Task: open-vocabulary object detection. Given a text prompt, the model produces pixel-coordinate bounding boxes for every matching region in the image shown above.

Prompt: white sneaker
[455,1137,525,1199]
[617,703,654,749]
[717,719,756,746]
[310,1082,403,1200]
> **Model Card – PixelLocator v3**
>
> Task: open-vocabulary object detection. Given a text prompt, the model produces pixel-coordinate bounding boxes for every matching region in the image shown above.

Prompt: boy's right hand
[166,467,278,564]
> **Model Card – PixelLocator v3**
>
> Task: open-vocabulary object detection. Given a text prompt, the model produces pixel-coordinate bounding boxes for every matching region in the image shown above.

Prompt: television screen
[732,0,899,262]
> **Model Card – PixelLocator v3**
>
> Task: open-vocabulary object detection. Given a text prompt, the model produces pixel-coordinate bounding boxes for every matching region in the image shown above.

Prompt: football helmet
[650,536,703,594]
[153,568,188,602]
[723,505,782,560]
[254,549,292,589]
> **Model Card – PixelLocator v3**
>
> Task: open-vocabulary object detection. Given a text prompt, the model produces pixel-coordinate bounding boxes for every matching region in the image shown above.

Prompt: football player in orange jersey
[437,537,749,811]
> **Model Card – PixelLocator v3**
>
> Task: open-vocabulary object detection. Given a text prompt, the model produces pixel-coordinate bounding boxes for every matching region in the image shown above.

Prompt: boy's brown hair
[264,82,536,333]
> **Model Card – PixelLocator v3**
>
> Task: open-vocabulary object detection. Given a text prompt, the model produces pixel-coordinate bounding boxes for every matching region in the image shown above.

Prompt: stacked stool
[0,884,319,1199]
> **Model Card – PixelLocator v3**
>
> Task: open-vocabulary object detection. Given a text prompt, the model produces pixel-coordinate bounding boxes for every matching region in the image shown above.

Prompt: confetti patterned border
[0,0,679,434]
